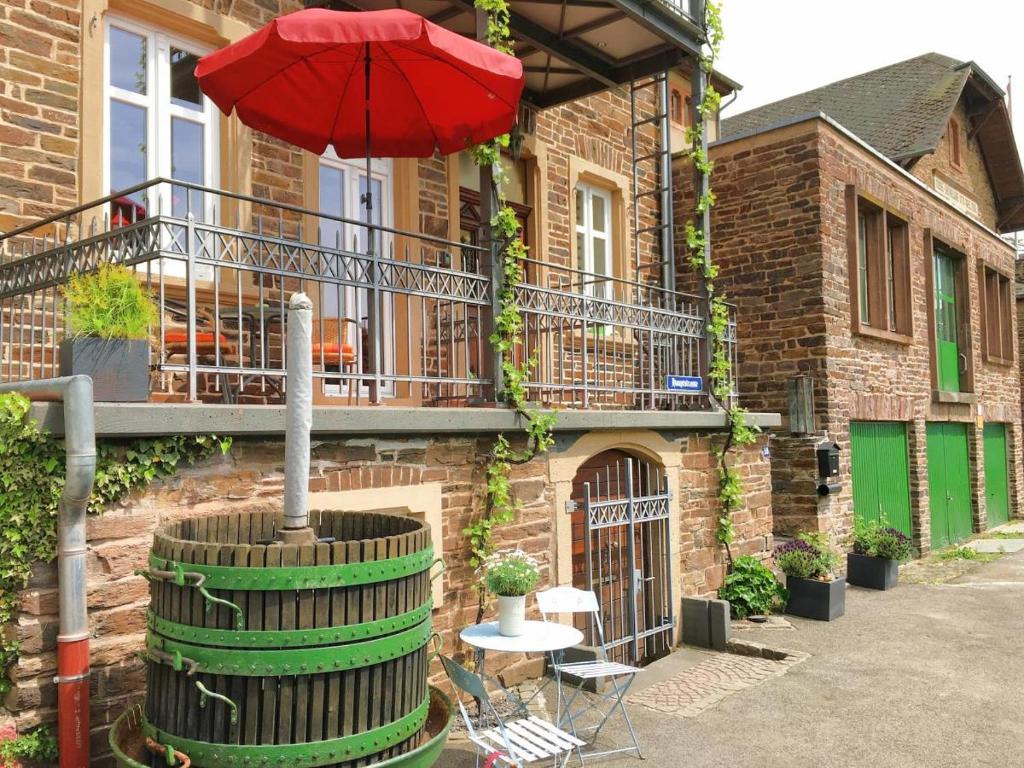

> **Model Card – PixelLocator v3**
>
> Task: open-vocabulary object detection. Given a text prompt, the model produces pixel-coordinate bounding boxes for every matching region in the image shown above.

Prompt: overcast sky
[716,0,1024,153]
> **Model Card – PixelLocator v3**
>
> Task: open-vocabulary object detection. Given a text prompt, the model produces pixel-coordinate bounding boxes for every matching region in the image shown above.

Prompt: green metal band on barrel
[147,598,433,649]
[146,618,432,676]
[142,693,430,767]
[148,545,433,590]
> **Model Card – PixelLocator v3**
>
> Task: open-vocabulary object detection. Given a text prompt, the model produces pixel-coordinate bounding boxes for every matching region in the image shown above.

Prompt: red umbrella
[195,8,525,159]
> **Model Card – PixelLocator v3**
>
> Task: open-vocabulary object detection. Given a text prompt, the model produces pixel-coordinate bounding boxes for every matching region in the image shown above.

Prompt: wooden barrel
[140,510,436,768]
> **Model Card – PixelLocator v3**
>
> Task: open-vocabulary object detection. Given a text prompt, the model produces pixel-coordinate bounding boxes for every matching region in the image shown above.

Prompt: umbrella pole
[364,42,381,403]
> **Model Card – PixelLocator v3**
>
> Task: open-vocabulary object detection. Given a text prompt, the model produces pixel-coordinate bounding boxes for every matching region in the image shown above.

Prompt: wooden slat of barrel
[243,544,265,746]
[260,544,281,745]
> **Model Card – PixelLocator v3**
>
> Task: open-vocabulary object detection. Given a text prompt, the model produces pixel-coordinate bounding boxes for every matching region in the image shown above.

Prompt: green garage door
[926,422,973,548]
[983,423,1010,527]
[850,421,912,536]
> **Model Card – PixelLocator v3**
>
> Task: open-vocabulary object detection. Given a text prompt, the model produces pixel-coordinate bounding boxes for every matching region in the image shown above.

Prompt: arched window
[670,88,684,126]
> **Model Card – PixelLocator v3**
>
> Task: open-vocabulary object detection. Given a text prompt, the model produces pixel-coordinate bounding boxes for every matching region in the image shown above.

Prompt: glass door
[933,246,960,393]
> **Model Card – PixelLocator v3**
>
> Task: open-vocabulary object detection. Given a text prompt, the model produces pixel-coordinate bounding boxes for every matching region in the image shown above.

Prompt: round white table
[460,621,584,717]
[460,620,583,655]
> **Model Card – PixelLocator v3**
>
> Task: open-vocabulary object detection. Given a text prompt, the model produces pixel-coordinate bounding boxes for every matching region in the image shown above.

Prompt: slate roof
[721,53,986,162]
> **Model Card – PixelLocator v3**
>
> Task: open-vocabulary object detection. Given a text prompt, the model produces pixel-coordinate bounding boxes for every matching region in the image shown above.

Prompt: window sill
[933,390,977,405]
[853,325,913,345]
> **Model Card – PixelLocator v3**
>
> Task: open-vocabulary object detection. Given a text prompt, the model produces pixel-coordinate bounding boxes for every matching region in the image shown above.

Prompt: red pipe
[56,637,90,768]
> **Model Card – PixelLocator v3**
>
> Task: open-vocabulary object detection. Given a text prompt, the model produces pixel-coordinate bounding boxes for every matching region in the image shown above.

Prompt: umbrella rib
[390,39,522,111]
[376,43,442,151]
[326,41,366,153]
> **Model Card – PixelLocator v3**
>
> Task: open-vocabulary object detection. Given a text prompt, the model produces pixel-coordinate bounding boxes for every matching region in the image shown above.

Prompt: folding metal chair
[440,654,585,768]
[536,586,643,762]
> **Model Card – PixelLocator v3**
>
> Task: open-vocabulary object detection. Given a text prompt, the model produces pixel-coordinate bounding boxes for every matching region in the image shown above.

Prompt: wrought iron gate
[576,456,674,666]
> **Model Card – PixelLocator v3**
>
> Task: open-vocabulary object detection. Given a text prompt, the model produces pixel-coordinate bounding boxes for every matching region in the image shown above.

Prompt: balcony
[0,179,734,412]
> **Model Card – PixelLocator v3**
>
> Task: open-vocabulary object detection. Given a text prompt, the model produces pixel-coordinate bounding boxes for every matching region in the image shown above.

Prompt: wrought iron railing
[514,257,735,410]
[0,179,734,410]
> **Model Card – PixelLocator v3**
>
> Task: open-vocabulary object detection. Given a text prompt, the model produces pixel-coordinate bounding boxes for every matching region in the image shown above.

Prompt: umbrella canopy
[195,8,525,159]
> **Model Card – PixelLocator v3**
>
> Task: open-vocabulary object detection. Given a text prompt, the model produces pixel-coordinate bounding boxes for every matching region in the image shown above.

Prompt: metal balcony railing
[0,179,733,410]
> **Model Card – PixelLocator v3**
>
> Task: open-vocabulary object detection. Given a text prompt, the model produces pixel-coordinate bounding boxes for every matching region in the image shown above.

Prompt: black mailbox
[816,440,840,479]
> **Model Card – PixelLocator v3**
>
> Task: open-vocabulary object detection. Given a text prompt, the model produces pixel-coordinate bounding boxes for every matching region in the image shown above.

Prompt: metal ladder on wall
[629,72,676,295]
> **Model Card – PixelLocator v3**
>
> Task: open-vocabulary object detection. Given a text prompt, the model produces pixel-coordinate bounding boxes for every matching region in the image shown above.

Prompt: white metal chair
[536,586,644,762]
[440,654,585,768]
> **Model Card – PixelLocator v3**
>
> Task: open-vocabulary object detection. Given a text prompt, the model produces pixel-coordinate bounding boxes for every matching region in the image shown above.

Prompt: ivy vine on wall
[463,0,558,623]
[0,393,231,693]
[683,0,759,566]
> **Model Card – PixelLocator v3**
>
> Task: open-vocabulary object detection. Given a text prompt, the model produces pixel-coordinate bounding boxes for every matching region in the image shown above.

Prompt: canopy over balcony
[308,0,708,108]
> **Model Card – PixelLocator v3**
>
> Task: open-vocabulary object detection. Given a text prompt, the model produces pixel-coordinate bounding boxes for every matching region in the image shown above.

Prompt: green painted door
[926,422,973,548]
[850,421,912,536]
[933,247,960,393]
[983,423,1010,527]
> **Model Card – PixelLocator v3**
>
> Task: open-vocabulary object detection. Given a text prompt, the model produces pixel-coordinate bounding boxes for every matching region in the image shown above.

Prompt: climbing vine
[0,393,232,693]
[683,1,759,566]
[464,0,558,623]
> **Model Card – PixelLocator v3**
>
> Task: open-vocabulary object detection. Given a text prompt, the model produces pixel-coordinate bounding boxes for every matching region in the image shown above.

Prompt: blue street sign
[666,375,702,393]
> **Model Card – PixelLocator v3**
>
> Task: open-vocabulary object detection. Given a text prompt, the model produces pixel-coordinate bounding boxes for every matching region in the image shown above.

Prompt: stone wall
[680,114,1022,549]
[6,427,772,763]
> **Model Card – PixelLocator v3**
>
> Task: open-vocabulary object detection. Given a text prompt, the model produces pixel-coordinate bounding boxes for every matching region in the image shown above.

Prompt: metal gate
[575,455,674,666]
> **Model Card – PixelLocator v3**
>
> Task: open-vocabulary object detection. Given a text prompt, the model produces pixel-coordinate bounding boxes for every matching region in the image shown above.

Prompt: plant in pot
[60,264,158,402]
[718,555,788,620]
[848,518,913,590]
[774,532,845,621]
[482,549,540,637]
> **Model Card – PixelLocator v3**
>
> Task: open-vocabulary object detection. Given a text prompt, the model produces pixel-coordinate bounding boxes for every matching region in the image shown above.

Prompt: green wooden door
[933,248,960,393]
[983,423,1010,527]
[850,421,912,536]
[927,422,973,548]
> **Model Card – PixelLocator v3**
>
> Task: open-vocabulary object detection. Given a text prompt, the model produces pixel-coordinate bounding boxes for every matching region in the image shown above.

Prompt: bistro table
[460,620,584,719]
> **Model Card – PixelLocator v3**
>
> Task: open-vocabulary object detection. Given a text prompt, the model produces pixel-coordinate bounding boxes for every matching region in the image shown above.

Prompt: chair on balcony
[312,316,359,405]
[161,300,244,403]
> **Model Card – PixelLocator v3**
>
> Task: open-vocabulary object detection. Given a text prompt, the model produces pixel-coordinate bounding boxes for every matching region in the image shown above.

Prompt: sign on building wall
[933,173,981,219]
[666,375,703,393]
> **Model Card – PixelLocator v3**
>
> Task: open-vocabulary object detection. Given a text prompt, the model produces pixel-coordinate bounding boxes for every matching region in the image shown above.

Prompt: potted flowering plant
[482,549,540,637]
[848,518,913,590]
[774,532,845,621]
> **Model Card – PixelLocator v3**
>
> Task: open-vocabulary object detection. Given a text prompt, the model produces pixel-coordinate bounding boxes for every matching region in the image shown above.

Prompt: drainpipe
[0,376,95,768]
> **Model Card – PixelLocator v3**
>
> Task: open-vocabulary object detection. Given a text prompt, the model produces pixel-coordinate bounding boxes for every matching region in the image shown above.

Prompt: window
[318,151,395,397]
[104,18,218,280]
[980,265,1014,364]
[104,18,218,212]
[575,182,613,298]
[670,87,684,127]
[948,117,962,168]
[847,189,911,338]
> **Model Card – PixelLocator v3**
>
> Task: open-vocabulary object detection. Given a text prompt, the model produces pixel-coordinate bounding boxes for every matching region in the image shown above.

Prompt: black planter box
[59,338,150,402]
[785,575,845,621]
[846,553,899,591]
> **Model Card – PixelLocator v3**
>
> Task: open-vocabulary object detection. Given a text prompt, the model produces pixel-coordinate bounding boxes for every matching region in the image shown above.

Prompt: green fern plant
[62,264,158,340]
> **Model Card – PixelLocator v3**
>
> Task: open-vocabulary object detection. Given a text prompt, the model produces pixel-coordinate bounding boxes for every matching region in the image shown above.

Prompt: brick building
[684,53,1024,551]
[0,0,778,758]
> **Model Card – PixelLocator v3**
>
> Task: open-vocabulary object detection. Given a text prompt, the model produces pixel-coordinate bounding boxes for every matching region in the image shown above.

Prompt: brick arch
[316,464,423,493]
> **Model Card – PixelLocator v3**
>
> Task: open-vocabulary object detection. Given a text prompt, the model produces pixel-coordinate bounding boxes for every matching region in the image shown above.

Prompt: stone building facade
[0,0,779,761]
[680,55,1023,552]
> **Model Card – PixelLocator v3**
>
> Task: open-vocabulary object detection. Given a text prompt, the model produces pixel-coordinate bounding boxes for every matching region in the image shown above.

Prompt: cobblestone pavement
[627,648,805,717]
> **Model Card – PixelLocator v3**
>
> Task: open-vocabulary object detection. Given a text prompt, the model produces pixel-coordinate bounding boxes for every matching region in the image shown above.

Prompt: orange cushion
[312,342,356,364]
[164,331,232,347]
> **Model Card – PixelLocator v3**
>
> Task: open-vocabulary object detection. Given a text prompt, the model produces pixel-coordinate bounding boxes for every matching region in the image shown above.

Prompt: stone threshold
[28,402,782,438]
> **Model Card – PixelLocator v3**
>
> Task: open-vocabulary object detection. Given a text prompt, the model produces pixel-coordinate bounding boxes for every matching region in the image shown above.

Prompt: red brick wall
[683,117,1022,548]
[7,427,771,761]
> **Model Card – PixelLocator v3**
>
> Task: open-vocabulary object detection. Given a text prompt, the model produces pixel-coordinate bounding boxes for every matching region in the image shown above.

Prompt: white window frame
[318,150,395,398]
[103,15,219,222]
[575,182,614,299]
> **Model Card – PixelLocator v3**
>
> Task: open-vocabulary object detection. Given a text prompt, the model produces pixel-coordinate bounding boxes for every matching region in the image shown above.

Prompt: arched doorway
[570,449,673,666]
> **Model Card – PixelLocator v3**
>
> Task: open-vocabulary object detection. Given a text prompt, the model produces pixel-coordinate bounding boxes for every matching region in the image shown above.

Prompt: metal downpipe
[0,375,95,768]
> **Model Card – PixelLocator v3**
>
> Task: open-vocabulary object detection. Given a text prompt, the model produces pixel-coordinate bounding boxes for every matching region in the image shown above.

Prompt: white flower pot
[497,594,527,637]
